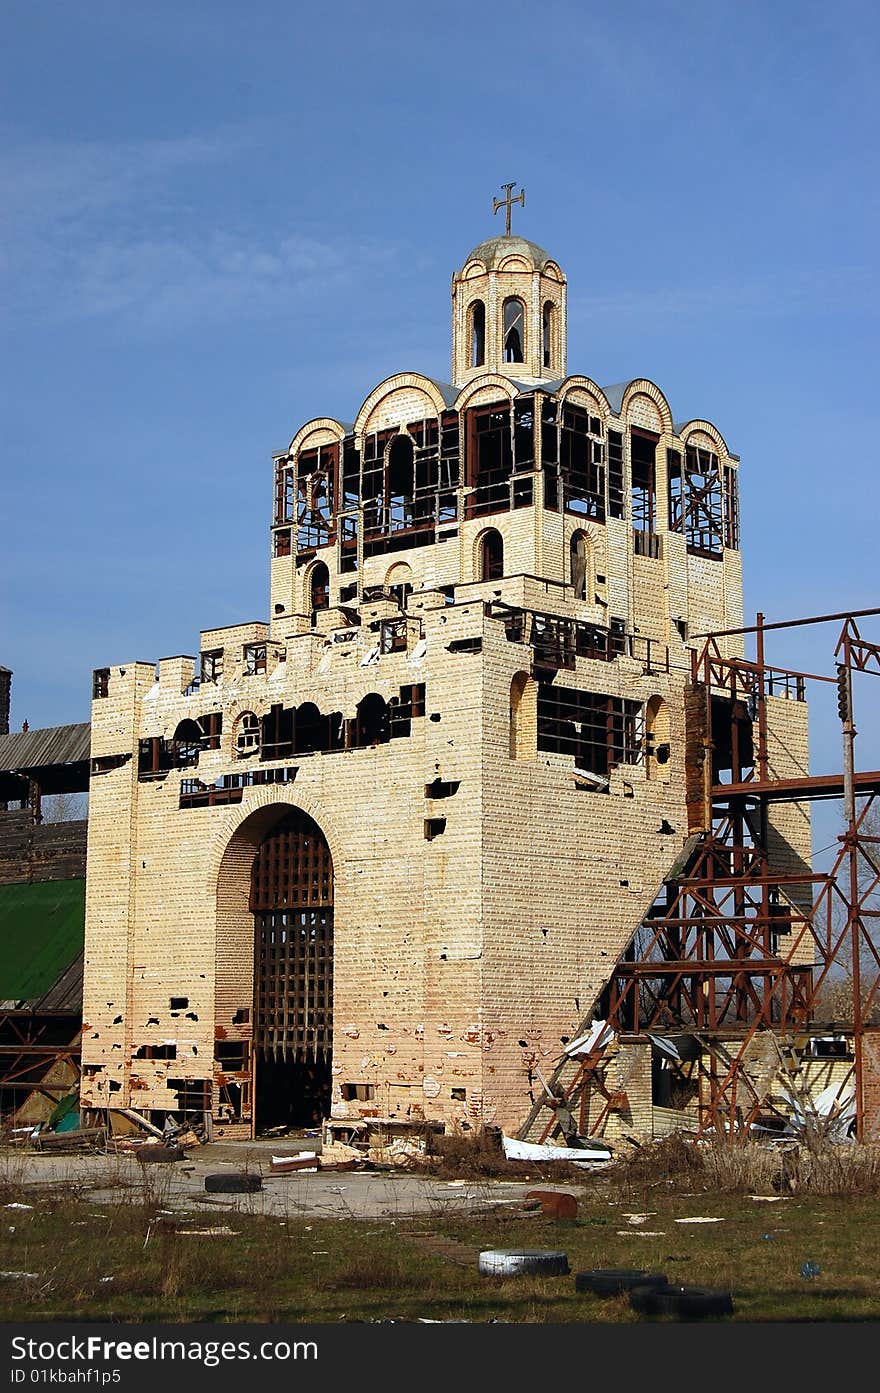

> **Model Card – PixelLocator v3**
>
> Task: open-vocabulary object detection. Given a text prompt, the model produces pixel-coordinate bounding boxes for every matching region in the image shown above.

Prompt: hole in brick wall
[109,1080,121,1093]
[134,1043,177,1060]
[425,778,460,799]
[451,1088,466,1101]
[424,817,447,840]
[446,637,482,653]
[341,1083,375,1101]
[146,1017,159,1025]
[377,1023,388,1030]
[429,713,441,722]
[170,997,188,1010]
[113,1016,122,1024]
[185,1012,199,1020]
[233,1008,249,1024]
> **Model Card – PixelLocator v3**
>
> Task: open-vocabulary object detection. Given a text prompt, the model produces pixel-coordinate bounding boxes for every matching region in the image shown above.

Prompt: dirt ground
[3,1138,562,1219]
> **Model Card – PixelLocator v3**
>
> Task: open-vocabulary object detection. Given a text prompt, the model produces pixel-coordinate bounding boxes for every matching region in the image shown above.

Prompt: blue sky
[2,0,878,832]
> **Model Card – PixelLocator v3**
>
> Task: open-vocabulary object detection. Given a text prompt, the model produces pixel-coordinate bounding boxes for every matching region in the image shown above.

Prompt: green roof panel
[0,879,86,1003]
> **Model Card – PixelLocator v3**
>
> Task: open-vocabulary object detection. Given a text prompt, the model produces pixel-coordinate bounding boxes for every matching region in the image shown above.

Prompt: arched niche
[646,695,671,779]
[570,530,591,600]
[509,671,537,759]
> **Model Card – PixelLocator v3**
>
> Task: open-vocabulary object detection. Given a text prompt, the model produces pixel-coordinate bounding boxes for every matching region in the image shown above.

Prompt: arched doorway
[250,808,334,1130]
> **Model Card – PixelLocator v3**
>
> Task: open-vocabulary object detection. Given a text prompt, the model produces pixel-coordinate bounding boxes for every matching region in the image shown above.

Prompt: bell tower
[451,183,567,387]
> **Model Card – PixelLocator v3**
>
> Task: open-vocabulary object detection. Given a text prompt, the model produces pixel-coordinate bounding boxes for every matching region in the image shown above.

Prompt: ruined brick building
[77,205,814,1140]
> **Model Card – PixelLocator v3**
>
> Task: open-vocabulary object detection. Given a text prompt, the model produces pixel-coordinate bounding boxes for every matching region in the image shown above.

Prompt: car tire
[575,1269,669,1297]
[630,1283,734,1318]
[478,1249,570,1277]
[204,1172,262,1193]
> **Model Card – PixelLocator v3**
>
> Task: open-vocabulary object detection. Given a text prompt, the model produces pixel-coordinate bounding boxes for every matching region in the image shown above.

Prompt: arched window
[470,300,486,368]
[355,693,390,747]
[570,531,590,600]
[172,719,202,767]
[480,529,504,582]
[293,702,324,755]
[310,561,330,613]
[542,301,554,369]
[387,434,415,532]
[502,298,525,363]
[385,562,414,610]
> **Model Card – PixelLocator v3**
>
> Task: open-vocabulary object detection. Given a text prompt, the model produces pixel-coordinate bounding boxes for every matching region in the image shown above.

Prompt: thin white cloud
[1,131,411,330]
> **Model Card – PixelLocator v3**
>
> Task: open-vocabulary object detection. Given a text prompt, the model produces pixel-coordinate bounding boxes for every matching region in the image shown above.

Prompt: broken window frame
[607,431,625,519]
[92,669,110,700]
[559,404,605,520]
[200,649,224,685]
[379,617,408,654]
[243,643,267,676]
[724,463,740,550]
[537,683,644,776]
[273,527,292,559]
[630,428,659,553]
[668,444,725,559]
[287,442,338,554]
[467,401,515,517]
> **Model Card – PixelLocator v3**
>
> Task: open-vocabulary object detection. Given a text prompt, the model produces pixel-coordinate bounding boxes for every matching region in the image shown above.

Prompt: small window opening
[471,300,486,368]
[169,997,188,1010]
[570,532,589,600]
[200,648,223,685]
[341,1083,376,1101]
[424,817,447,840]
[542,301,554,369]
[503,297,525,363]
[244,642,267,675]
[425,778,460,799]
[310,562,330,613]
[479,529,504,582]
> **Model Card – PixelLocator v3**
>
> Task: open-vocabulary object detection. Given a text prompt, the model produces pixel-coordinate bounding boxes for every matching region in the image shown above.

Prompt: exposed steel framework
[521,607,880,1144]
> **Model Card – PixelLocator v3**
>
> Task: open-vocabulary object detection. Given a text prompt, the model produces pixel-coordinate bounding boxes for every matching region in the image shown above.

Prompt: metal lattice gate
[250,810,334,1104]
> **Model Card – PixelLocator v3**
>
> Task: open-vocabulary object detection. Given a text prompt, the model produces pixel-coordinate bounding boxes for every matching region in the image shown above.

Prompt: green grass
[0,1175,877,1323]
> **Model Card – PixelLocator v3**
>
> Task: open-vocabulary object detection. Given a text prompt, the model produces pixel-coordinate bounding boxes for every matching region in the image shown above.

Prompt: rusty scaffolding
[521,607,880,1145]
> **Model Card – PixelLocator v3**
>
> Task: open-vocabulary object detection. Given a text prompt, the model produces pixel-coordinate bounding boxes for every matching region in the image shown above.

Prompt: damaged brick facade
[79,226,809,1138]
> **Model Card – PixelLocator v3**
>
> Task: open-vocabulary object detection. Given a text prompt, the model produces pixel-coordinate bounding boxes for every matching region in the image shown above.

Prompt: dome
[462,234,557,272]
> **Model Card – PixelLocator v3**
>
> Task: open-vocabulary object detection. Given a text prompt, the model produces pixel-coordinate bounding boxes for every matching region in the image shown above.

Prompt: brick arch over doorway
[214,802,335,1134]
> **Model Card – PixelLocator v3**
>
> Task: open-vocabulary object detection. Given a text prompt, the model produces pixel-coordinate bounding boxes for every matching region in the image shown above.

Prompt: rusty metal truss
[520,606,880,1144]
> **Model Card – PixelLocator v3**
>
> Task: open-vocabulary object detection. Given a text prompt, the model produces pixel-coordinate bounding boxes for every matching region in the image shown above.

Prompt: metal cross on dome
[493,181,525,236]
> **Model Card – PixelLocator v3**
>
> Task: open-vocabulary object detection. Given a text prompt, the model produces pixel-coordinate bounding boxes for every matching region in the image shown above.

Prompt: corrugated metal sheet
[0,722,90,773]
[32,949,84,1014]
